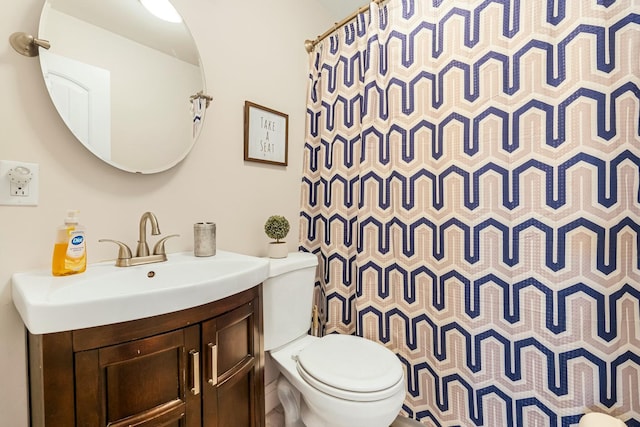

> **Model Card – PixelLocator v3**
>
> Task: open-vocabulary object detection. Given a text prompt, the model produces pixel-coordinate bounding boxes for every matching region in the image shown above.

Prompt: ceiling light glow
[140,0,182,23]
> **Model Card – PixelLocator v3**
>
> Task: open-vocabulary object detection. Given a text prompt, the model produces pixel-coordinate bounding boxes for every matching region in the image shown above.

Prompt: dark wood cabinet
[27,285,264,427]
[74,324,201,427]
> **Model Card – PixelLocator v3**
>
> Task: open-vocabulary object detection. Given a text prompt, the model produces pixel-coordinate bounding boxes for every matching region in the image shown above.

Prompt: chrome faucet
[99,212,179,267]
[136,211,161,257]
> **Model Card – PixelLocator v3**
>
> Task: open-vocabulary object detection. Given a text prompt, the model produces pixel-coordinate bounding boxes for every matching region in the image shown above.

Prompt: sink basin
[12,250,269,334]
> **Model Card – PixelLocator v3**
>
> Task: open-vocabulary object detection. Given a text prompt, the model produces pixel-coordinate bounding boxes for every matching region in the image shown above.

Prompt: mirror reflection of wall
[39,0,206,174]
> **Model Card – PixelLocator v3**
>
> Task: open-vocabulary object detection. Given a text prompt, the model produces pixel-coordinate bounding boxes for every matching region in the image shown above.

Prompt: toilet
[263,252,406,427]
[578,413,625,427]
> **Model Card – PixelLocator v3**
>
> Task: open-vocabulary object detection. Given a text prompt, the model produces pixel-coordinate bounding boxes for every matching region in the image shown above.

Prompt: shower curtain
[300,0,640,426]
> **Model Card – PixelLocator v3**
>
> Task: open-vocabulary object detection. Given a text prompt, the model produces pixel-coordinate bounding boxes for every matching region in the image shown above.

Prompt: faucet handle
[99,239,133,260]
[153,234,180,256]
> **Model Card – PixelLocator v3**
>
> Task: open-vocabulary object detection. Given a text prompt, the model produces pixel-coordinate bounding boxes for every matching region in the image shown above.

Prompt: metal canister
[194,222,216,257]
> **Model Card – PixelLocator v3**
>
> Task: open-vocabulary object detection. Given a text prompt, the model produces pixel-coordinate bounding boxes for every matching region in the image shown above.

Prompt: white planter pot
[268,242,288,259]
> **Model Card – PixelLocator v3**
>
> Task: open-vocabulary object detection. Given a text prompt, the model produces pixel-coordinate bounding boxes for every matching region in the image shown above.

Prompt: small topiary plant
[264,215,290,243]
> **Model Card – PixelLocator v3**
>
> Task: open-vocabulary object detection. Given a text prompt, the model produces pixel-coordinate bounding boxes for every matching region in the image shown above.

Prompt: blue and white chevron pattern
[300,0,640,425]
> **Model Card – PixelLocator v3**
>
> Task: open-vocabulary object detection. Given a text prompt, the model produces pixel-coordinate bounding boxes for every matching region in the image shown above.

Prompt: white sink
[12,250,269,334]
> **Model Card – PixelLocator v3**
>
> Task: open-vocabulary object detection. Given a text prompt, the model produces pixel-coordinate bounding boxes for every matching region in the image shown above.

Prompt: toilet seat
[295,334,404,402]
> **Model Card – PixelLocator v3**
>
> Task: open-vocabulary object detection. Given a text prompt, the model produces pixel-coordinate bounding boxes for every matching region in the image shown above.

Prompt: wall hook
[9,32,51,57]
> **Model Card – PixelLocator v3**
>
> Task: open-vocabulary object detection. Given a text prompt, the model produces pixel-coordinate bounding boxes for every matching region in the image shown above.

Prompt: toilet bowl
[271,334,405,427]
[579,413,625,427]
[263,252,406,427]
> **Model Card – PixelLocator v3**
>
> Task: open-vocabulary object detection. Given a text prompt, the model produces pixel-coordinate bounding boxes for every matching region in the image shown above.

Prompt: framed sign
[244,101,289,166]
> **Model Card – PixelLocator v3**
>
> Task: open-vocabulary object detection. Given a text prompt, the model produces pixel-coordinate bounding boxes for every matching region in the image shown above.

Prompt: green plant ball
[264,215,290,241]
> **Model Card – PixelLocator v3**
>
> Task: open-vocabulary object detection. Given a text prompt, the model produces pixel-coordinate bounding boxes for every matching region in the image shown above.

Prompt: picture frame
[244,101,289,166]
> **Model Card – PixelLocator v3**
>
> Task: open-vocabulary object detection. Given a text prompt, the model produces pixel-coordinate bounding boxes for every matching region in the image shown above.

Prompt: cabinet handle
[208,343,218,386]
[190,350,200,395]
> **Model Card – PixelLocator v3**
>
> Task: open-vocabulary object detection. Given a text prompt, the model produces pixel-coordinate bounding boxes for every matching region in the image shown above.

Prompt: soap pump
[51,210,87,276]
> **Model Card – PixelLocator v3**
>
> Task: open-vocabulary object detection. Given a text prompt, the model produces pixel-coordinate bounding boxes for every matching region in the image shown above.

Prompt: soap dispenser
[52,210,87,276]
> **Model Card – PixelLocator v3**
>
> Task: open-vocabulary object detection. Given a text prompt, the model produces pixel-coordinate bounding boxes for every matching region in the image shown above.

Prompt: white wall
[0,0,346,425]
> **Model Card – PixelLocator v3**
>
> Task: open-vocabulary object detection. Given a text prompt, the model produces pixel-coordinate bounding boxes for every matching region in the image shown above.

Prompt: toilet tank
[263,252,318,351]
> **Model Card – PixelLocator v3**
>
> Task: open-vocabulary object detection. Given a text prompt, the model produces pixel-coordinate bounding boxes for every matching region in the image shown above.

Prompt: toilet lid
[296,334,403,399]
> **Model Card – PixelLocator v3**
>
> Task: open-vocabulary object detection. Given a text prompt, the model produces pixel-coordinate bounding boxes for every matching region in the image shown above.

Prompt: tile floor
[265,405,284,427]
[265,405,423,427]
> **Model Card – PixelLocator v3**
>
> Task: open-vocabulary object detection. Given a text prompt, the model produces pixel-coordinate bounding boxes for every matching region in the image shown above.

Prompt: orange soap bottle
[51,210,87,276]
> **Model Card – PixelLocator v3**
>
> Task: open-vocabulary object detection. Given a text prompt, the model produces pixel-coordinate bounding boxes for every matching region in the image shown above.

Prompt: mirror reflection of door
[38,0,206,174]
[41,50,111,161]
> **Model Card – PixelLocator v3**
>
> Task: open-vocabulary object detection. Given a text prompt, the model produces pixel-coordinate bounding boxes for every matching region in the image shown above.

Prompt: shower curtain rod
[304,0,386,53]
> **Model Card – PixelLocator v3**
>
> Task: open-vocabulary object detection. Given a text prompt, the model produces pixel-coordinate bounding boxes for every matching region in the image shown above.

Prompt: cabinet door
[75,325,201,427]
[201,301,260,427]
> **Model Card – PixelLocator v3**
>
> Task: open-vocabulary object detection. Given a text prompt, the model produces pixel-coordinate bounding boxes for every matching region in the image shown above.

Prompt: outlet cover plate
[0,160,39,206]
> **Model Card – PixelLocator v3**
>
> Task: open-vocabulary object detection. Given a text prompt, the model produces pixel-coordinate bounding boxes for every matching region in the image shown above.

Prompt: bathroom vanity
[12,251,269,427]
[28,286,263,426]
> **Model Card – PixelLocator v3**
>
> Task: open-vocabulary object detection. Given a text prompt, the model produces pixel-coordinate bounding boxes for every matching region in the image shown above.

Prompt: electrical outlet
[0,160,39,206]
[11,181,30,196]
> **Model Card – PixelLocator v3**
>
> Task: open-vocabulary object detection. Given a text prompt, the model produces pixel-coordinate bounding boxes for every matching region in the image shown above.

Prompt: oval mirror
[38,0,207,174]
